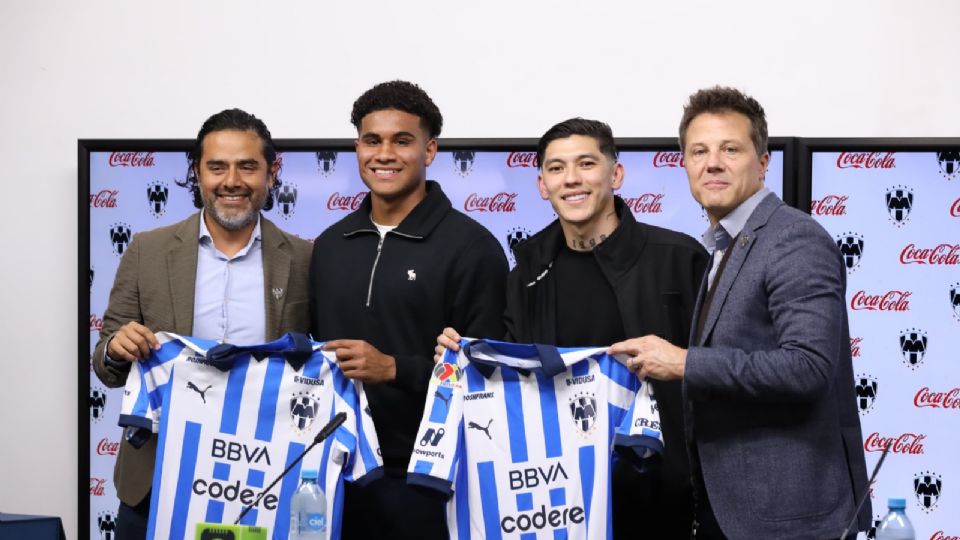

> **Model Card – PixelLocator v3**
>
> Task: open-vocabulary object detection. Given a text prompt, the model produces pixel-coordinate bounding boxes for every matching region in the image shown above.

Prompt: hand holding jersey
[608,335,687,381]
[323,339,397,383]
[107,321,161,361]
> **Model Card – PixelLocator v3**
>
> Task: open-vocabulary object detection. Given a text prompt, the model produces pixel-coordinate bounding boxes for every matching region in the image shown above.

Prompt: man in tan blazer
[92,109,311,539]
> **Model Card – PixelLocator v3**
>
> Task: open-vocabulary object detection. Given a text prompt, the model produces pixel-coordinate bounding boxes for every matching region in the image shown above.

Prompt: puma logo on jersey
[407,269,417,281]
[468,418,493,440]
[187,381,212,403]
[435,390,451,408]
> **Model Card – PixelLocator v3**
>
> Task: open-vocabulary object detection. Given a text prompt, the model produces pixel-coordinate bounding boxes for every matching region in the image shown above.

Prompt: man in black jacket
[437,118,709,538]
[309,80,508,539]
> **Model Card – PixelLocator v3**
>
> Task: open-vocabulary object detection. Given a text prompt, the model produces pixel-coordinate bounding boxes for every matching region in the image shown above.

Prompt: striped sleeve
[613,380,664,465]
[406,347,466,497]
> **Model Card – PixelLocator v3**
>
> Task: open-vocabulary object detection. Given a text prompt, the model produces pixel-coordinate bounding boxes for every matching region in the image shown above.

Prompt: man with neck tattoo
[436,118,709,538]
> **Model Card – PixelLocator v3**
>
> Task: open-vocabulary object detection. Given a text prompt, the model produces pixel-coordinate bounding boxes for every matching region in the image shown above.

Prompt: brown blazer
[92,212,312,506]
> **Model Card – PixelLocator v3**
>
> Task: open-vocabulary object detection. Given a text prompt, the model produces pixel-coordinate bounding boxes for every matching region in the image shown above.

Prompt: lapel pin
[739,234,750,248]
[272,287,284,300]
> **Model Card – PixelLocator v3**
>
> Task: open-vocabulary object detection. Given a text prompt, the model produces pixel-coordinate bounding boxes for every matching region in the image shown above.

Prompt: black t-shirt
[554,245,626,348]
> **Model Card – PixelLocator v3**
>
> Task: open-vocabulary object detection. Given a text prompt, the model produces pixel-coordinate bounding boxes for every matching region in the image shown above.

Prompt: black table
[0,513,66,540]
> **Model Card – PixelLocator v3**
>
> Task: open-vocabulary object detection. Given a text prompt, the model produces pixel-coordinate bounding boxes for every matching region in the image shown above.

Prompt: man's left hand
[608,335,686,381]
[323,339,396,383]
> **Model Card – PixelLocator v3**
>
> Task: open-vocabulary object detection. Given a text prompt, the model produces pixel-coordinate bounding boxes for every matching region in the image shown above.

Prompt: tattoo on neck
[570,234,608,251]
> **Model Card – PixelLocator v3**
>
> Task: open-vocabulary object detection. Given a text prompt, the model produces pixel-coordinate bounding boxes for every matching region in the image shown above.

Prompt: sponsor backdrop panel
[85,143,787,538]
[809,149,960,539]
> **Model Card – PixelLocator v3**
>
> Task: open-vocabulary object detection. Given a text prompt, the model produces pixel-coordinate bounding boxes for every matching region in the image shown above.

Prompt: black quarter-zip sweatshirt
[309,181,508,470]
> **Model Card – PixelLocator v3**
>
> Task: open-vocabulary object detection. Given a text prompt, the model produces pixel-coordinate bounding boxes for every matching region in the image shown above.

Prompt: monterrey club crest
[835,232,865,273]
[569,392,598,435]
[97,510,118,540]
[274,183,297,220]
[914,471,942,512]
[885,185,913,226]
[432,363,463,388]
[899,328,928,369]
[147,180,169,218]
[316,151,337,177]
[452,151,476,177]
[505,227,531,266]
[937,150,960,181]
[109,222,132,256]
[951,282,960,322]
[854,374,878,414]
[90,386,108,422]
[290,391,320,433]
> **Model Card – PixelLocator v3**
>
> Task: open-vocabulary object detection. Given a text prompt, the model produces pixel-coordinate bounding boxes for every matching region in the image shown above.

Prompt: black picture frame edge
[796,138,960,214]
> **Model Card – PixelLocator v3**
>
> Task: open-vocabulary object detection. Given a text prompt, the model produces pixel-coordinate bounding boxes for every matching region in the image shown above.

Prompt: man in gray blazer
[611,87,870,539]
[92,109,312,540]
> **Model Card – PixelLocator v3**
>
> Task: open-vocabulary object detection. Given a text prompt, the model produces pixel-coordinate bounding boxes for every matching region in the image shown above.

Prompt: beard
[201,188,266,231]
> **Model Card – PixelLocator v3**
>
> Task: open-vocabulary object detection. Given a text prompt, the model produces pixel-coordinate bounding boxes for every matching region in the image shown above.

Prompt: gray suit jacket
[684,193,870,539]
[92,212,312,506]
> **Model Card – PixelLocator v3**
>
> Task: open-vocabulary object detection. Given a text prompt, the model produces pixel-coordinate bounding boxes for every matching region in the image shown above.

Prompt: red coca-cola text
[464,192,517,213]
[108,152,154,167]
[90,477,106,496]
[836,151,895,169]
[326,192,368,211]
[89,189,119,208]
[850,290,911,311]
[900,243,960,265]
[90,314,104,332]
[97,438,119,456]
[914,387,960,409]
[507,152,538,168]
[863,432,926,455]
[850,337,862,358]
[810,195,848,216]
[950,198,960,217]
[931,531,960,540]
[622,193,664,214]
[653,151,684,168]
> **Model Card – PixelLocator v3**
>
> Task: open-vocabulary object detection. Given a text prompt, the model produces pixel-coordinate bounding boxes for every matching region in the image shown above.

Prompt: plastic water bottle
[876,498,915,540]
[289,468,327,540]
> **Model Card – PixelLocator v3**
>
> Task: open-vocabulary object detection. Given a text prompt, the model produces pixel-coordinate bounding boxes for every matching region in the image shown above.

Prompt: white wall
[1,1,957,537]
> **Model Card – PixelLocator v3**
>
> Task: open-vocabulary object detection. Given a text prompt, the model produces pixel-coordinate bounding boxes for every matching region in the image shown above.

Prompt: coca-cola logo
[810,195,848,216]
[850,337,862,358]
[90,314,103,332]
[326,191,368,211]
[850,290,911,312]
[914,387,960,409]
[652,151,684,168]
[90,477,106,496]
[836,151,896,169]
[89,189,119,208]
[864,432,926,455]
[622,193,664,214]
[950,197,960,217]
[931,531,960,540]
[108,152,155,167]
[96,438,120,456]
[900,243,960,265]
[464,192,518,213]
[506,152,538,168]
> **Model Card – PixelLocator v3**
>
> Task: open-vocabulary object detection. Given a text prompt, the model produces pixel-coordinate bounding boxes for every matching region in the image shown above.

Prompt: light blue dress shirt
[192,211,266,345]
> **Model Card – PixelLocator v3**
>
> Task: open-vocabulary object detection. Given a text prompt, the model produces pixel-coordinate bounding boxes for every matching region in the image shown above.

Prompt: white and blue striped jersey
[407,339,662,540]
[119,332,382,540]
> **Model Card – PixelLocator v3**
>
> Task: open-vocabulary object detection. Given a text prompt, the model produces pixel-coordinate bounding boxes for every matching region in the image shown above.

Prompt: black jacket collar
[513,196,648,285]
[340,180,452,239]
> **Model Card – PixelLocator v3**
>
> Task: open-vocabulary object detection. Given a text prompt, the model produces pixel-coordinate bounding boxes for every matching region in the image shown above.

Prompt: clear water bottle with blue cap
[876,497,915,540]
[289,468,326,540]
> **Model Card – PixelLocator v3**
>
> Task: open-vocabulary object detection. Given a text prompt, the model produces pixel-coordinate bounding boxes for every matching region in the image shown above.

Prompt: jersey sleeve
[406,347,466,498]
[322,349,383,486]
[613,379,664,470]
[117,332,180,448]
